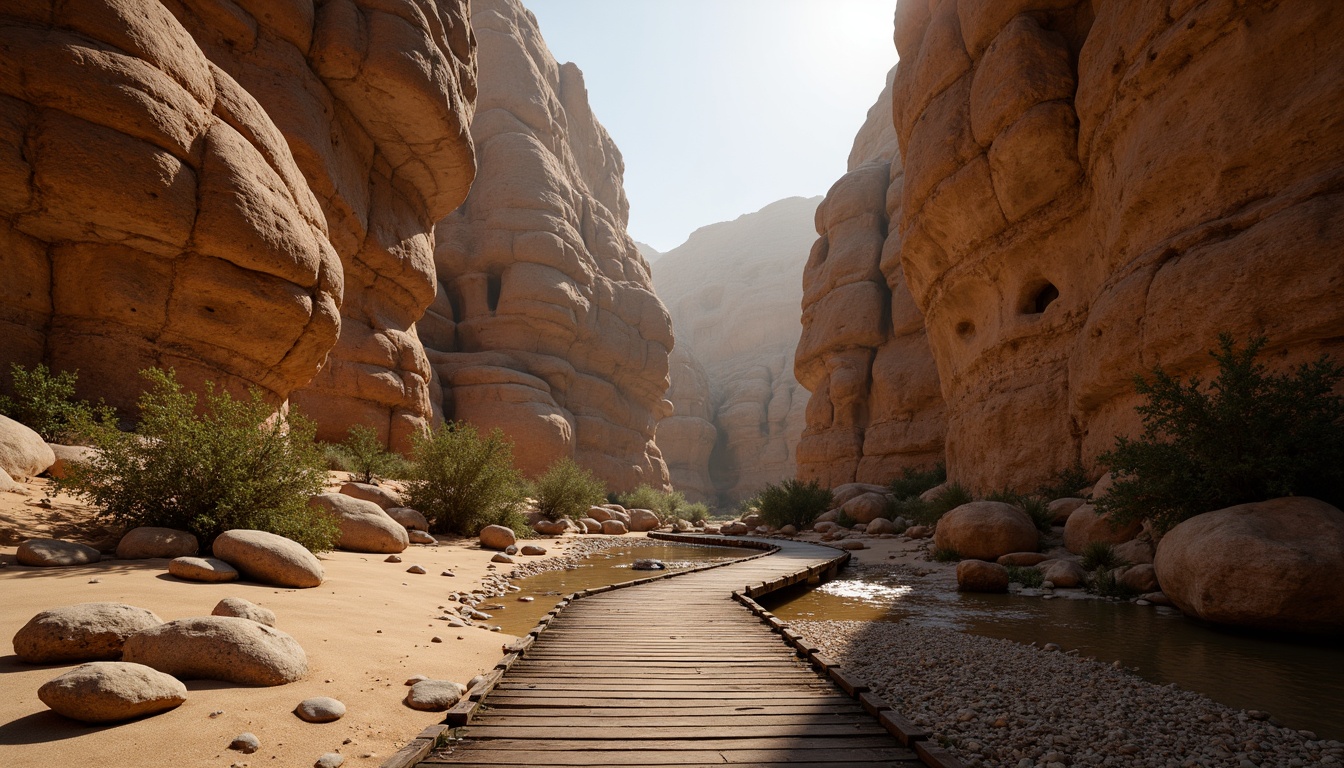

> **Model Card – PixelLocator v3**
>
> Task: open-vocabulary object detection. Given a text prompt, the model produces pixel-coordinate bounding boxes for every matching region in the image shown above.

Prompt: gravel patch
[794,619,1341,768]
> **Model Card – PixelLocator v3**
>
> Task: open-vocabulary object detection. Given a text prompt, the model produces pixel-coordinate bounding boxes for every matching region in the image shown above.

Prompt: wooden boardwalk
[412,535,955,768]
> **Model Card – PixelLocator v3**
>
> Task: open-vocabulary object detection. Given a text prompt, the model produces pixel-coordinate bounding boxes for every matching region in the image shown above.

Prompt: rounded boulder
[212,530,324,588]
[385,507,429,531]
[587,506,613,522]
[956,560,1009,593]
[404,679,465,711]
[16,538,101,567]
[38,662,186,723]
[0,414,55,478]
[628,509,660,532]
[579,517,602,533]
[1153,497,1344,634]
[13,602,163,663]
[338,482,403,509]
[116,527,199,560]
[479,524,516,551]
[295,696,346,723]
[308,493,408,554]
[212,597,276,627]
[600,519,628,535]
[168,556,239,583]
[45,444,98,480]
[123,616,308,686]
[933,502,1038,561]
[840,492,889,524]
[1064,504,1142,554]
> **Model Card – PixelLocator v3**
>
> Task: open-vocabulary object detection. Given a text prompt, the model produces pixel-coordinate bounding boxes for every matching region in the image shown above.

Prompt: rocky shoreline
[793,619,1342,768]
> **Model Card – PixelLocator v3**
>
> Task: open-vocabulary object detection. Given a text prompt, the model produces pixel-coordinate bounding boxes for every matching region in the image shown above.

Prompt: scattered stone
[338,481,403,509]
[441,571,455,577]
[518,544,545,556]
[405,674,429,685]
[1040,560,1087,589]
[13,602,162,663]
[600,519,628,535]
[779,524,798,535]
[406,565,426,574]
[956,560,1010,593]
[212,530,324,588]
[934,502,1039,560]
[115,527,199,560]
[997,552,1049,567]
[491,553,514,564]
[836,540,867,550]
[168,556,239,583]
[720,522,748,535]
[294,696,345,723]
[431,636,443,643]
[16,538,101,567]
[1114,536,1156,565]
[404,679,466,711]
[904,525,931,539]
[123,616,307,686]
[479,524,517,551]
[385,555,402,563]
[1140,591,1173,607]
[586,506,612,522]
[408,530,436,545]
[632,559,665,570]
[230,733,260,754]
[38,661,186,723]
[385,507,429,531]
[0,415,55,477]
[308,493,409,554]
[518,596,534,602]
[865,517,901,535]
[315,754,345,768]
[211,597,276,627]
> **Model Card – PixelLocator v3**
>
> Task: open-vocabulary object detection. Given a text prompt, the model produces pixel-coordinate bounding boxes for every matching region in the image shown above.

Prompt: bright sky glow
[524,0,898,252]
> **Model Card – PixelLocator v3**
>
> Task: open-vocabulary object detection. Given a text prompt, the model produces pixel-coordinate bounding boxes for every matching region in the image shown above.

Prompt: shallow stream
[763,569,1344,740]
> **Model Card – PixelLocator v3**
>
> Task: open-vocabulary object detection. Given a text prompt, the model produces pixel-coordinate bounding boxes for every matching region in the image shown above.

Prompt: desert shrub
[1037,461,1091,500]
[532,457,606,520]
[617,484,685,519]
[0,363,114,443]
[1079,541,1125,571]
[931,546,961,563]
[897,481,975,525]
[1098,335,1344,533]
[331,424,411,484]
[1018,497,1054,533]
[887,463,947,500]
[1086,567,1141,599]
[834,511,858,529]
[404,422,526,536]
[756,478,833,529]
[1005,565,1044,588]
[675,502,711,523]
[54,368,335,551]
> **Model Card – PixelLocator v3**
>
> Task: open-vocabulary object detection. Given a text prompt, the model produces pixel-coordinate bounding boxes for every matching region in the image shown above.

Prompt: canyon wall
[429,0,673,491]
[795,66,947,489]
[0,1,477,453]
[654,197,817,505]
[887,0,1344,491]
[658,345,717,502]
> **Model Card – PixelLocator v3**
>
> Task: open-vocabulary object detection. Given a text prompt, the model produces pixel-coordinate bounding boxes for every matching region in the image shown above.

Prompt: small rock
[517,596,534,602]
[211,597,277,627]
[408,530,436,545]
[1043,643,1061,652]
[406,565,426,574]
[169,556,239,583]
[404,679,466,711]
[632,559,665,570]
[491,553,514,564]
[431,636,443,643]
[315,754,345,768]
[230,733,260,754]
[294,696,346,723]
[384,555,402,563]
[441,571,455,577]
[405,674,429,686]
[520,545,546,556]
[210,710,224,718]
[479,525,516,551]
[116,527,199,560]
[16,538,101,567]
[504,544,518,555]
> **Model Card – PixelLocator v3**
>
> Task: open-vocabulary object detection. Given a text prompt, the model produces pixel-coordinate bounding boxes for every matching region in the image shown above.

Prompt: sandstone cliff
[654,197,817,505]
[885,0,1344,491]
[429,0,673,491]
[795,66,947,489]
[0,1,477,453]
[659,345,717,502]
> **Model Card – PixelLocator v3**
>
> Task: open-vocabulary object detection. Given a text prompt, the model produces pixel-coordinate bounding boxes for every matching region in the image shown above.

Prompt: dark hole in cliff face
[1026,283,1060,315]
[486,274,502,314]
[955,320,975,339]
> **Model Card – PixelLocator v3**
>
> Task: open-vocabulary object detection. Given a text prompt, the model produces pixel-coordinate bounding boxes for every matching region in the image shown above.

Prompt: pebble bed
[793,619,1342,768]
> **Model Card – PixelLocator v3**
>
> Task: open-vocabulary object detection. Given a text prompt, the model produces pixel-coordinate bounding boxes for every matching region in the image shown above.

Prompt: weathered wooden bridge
[386,534,964,768]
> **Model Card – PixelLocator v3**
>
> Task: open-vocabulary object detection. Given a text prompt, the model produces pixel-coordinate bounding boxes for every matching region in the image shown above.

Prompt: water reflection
[766,570,1344,740]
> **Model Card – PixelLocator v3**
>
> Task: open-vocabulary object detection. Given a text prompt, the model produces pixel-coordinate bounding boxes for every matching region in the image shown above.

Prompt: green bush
[984,489,1053,534]
[404,422,526,536]
[617,484,685,519]
[0,363,114,443]
[1079,541,1125,571]
[1086,567,1141,599]
[887,463,947,500]
[756,478,833,529]
[1036,461,1090,500]
[931,546,961,563]
[894,481,974,526]
[1097,335,1344,533]
[330,424,411,485]
[675,502,711,523]
[1005,565,1044,588]
[54,368,336,551]
[532,457,606,520]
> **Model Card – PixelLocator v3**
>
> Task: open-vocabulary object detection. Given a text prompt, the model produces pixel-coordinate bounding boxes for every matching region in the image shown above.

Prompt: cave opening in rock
[486,273,502,314]
[1025,282,1060,315]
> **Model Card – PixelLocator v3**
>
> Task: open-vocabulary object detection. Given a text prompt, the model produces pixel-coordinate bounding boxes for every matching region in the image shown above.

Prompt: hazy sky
[524,0,898,252]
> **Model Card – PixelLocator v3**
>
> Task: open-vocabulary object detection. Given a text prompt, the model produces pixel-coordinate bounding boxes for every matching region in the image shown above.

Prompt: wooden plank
[458,724,888,739]
[426,748,918,766]
[446,736,899,751]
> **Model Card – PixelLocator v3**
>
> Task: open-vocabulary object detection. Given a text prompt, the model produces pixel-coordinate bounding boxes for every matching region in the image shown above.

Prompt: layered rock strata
[654,197,817,505]
[801,1,1344,492]
[0,1,477,452]
[657,346,717,502]
[795,66,947,488]
[429,0,673,490]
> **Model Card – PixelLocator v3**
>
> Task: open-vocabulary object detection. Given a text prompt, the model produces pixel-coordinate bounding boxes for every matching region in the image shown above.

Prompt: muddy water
[490,543,743,636]
[764,571,1344,740]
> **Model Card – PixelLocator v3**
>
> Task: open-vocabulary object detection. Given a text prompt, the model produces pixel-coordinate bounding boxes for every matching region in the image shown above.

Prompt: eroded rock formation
[657,346,717,502]
[0,1,477,453]
[429,0,673,490]
[796,66,947,488]
[888,0,1344,491]
[654,197,817,504]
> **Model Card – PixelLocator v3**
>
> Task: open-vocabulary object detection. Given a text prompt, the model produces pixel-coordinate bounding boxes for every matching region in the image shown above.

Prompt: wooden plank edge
[915,738,968,768]
[881,710,932,747]
[378,723,449,768]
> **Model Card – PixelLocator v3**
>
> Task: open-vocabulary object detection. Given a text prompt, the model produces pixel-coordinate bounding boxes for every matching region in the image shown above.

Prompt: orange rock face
[795,67,947,488]
[0,1,477,452]
[658,346,717,503]
[428,0,672,491]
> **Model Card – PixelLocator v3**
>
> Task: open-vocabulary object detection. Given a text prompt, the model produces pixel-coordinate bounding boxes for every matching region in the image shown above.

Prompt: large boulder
[933,502,1039,561]
[13,603,163,663]
[39,662,187,723]
[1153,497,1344,634]
[0,415,55,478]
[338,482,404,510]
[720,522,749,535]
[1064,504,1143,554]
[1041,560,1087,588]
[479,524,516,551]
[123,616,308,685]
[115,527,199,560]
[212,597,276,627]
[16,538,101,567]
[1047,497,1086,525]
[168,556,239,583]
[308,494,408,554]
[211,530,324,588]
[956,560,1009,593]
[866,517,901,535]
[587,506,613,522]
[385,507,429,532]
[1119,564,1159,593]
[601,519,629,535]
[45,444,98,480]
[628,509,660,532]
[841,492,889,524]
[533,519,569,536]
[579,517,602,533]
[831,482,891,507]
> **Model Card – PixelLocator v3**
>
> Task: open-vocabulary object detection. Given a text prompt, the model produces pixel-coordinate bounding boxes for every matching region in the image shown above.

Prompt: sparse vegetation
[1005,565,1045,588]
[1079,541,1126,572]
[674,502,711,523]
[834,511,857,529]
[54,368,336,551]
[931,546,961,563]
[1085,567,1141,599]
[532,457,606,520]
[617,484,688,520]
[887,463,947,500]
[756,478,833,529]
[1037,461,1091,500]
[328,424,411,484]
[404,422,526,536]
[984,488,1054,534]
[891,481,973,526]
[1098,335,1344,533]
[0,362,114,443]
